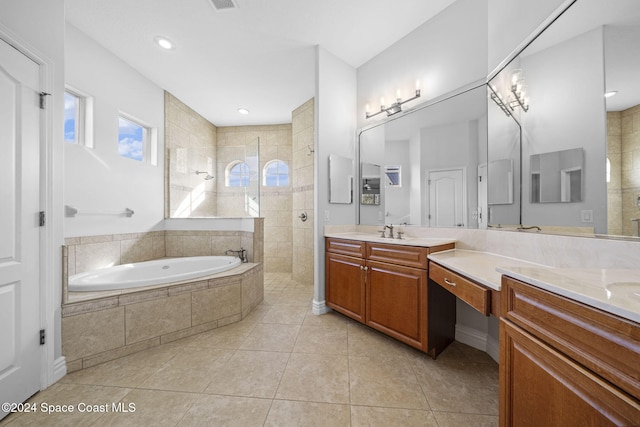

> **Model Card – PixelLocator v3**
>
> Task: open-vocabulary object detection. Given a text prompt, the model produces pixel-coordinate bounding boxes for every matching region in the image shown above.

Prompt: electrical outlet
[581,210,593,223]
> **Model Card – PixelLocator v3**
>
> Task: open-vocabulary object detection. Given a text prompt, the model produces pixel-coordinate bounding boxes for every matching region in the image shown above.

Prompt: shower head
[195,171,215,180]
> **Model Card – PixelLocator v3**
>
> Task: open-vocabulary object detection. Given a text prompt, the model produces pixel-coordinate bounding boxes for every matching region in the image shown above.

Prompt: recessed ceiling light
[238,108,249,115]
[154,36,174,50]
[604,90,618,98]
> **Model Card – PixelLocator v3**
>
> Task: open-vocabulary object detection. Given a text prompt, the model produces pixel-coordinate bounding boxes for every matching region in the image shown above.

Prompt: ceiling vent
[209,0,238,11]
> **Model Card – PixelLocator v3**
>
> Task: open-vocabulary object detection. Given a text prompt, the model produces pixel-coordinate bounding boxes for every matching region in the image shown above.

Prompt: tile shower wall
[291,99,315,284]
[620,105,640,236]
[607,111,623,235]
[165,92,218,218]
[217,125,293,273]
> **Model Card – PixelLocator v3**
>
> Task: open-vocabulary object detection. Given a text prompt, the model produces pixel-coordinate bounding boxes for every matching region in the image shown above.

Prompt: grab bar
[65,205,134,218]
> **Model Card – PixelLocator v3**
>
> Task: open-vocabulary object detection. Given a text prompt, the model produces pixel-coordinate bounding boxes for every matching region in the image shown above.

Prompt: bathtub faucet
[226,248,248,263]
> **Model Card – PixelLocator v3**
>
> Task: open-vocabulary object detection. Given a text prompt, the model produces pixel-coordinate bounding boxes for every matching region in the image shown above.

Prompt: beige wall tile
[125,293,191,344]
[62,307,125,362]
[192,282,241,326]
[75,241,121,274]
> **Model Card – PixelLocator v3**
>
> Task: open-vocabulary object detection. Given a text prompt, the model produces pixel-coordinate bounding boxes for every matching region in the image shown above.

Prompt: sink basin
[605,282,640,299]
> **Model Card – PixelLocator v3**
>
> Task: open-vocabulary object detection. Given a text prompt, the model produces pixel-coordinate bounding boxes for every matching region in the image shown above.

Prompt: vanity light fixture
[489,85,512,117]
[509,70,529,112]
[154,36,175,50]
[366,80,421,119]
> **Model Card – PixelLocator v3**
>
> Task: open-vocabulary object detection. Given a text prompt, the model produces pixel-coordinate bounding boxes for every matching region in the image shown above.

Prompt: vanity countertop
[428,249,640,324]
[427,249,544,291]
[324,232,456,248]
[497,265,640,324]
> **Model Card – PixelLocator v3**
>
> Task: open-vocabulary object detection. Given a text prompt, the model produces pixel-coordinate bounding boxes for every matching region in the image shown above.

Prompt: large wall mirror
[487,0,640,238]
[358,84,488,228]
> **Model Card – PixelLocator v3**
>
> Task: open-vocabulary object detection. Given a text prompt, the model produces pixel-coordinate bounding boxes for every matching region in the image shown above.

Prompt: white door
[0,38,42,420]
[428,169,465,227]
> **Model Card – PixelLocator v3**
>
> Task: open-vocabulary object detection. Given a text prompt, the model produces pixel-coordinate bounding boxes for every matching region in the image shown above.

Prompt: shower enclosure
[167,137,260,218]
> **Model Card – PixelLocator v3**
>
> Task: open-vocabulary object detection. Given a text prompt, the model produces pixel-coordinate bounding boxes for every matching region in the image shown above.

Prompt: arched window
[263,159,289,187]
[226,161,251,187]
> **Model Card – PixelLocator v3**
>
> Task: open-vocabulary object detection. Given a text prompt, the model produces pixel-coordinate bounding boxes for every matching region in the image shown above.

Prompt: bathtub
[69,256,242,292]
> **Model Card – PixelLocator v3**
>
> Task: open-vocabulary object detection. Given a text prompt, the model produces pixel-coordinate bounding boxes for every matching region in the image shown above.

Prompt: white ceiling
[65,0,457,126]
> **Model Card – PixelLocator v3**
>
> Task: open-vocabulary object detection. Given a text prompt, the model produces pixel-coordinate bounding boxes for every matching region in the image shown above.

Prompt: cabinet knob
[444,278,457,287]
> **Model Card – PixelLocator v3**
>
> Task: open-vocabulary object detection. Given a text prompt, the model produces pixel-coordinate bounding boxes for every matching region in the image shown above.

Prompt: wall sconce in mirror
[365,81,421,119]
[488,71,530,117]
[489,85,512,117]
[509,69,529,112]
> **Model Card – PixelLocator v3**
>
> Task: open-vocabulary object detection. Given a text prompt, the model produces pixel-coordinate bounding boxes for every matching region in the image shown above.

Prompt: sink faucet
[384,224,394,239]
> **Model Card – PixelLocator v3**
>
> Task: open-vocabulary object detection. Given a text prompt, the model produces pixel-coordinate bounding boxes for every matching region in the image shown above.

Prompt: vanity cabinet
[325,237,455,356]
[500,276,640,426]
[325,239,366,322]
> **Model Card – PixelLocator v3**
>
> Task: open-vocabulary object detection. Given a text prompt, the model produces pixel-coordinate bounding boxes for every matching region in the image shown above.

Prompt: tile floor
[2,273,498,426]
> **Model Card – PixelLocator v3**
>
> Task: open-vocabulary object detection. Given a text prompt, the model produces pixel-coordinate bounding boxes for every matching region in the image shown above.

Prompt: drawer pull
[444,278,457,287]
[360,265,369,271]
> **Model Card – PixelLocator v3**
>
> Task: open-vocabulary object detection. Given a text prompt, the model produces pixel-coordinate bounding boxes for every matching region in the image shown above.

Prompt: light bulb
[380,97,385,108]
[416,79,421,90]
[365,104,370,113]
[396,89,402,100]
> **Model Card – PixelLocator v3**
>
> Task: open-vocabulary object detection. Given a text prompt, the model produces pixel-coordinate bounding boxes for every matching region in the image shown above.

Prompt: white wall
[383,140,412,224]
[357,0,488,129]
[0,0,66,385]
[64,25,165,237]
[520,28,607,232]
[314,46,357,313]
[488,0,569,73]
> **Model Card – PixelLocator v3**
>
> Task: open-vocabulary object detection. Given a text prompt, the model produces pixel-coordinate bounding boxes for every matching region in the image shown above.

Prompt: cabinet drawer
[502,276,640,400]
[326,238,366,258]
[429,262,490,315]
[367,242,429,269]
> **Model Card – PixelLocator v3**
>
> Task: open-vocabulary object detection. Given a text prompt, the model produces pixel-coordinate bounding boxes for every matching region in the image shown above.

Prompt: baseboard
[53,356,67,383]
[486,333,499,363]
[455,323,488,352]
[311,299,331,315]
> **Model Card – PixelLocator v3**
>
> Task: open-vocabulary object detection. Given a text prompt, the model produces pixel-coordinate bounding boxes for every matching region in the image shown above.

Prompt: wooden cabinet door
[500,319,640,427]
[325,252,366,322]
[365,260,427,351]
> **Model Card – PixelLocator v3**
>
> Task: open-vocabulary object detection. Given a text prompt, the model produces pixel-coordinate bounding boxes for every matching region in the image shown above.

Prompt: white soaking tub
[69,256,242,292]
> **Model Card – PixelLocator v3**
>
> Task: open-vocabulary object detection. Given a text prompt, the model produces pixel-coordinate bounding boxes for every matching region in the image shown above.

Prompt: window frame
[262,159,290,187]
[117,112,158,165]
[225,160,252,187]
[64,86,94,148]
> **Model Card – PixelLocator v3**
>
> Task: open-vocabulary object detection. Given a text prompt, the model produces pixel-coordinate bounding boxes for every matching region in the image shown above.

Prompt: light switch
[324,210,330,221]
[581,210,593,223]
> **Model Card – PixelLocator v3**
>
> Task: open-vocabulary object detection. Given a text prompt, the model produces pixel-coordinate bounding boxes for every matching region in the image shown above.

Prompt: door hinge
[39,211,46,227]
[479,176,482,182]
[39,92,51,109]
[40,329,45,345]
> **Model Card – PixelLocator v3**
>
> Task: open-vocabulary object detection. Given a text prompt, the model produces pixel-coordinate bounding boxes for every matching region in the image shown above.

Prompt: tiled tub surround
[62,227,263,304]
[62,224,265,372]
[62,263,263,373]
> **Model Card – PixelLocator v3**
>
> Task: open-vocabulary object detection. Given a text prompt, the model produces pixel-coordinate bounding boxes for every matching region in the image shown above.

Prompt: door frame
[425,166,468,228]
[0,25,61,391]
